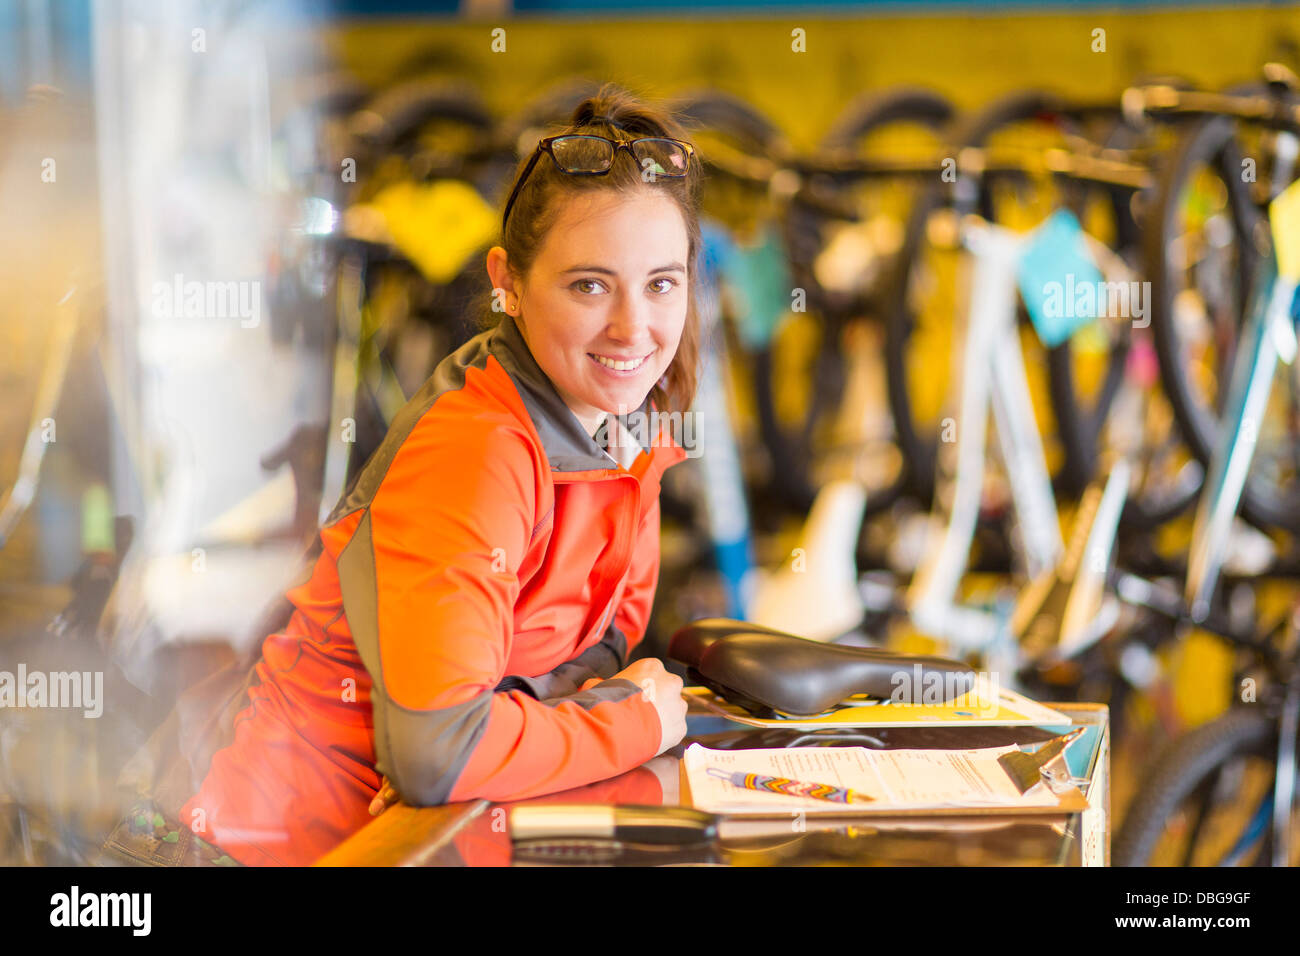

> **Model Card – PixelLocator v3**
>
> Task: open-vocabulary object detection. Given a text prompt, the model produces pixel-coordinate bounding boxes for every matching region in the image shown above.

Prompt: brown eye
[572,279,605,295]
[649,277,677,294]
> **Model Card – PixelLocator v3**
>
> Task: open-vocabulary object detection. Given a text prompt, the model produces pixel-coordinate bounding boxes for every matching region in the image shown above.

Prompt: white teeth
[592,353,647,372]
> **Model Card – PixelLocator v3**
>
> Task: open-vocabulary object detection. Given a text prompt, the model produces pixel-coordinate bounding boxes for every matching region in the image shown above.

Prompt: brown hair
[481,82,703,416]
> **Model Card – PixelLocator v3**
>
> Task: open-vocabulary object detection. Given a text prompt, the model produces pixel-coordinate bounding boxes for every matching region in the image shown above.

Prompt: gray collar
[488,314,652,472]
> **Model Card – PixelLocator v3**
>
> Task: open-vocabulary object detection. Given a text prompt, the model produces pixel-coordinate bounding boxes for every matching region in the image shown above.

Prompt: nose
[604,291,652,348]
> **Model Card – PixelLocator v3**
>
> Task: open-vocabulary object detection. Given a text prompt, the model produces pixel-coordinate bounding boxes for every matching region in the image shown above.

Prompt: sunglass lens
[551,136,615,173]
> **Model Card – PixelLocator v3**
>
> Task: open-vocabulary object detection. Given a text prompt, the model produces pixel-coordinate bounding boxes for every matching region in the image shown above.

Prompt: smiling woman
[487,86,704,423]
[107,84,706,867]
[488,192,692,436]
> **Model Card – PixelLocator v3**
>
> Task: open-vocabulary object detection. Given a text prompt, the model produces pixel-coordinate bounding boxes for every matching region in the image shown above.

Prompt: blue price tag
[1016,210,1105,349]
[722,225,794,349]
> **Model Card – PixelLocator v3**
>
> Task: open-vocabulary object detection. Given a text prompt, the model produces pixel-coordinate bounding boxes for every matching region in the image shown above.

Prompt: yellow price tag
[1270,177,1300,281]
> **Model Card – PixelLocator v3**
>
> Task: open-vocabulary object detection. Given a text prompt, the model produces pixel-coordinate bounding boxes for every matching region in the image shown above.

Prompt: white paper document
[683,743,1062,814]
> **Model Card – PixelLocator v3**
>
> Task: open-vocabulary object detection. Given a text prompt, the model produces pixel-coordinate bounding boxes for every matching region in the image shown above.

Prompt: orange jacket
[179,314,687,865]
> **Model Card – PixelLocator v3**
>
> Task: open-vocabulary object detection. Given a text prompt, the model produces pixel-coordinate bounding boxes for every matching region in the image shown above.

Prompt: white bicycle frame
[1184,266,1298,621]
[907,216,1064,651]
[1186,133,1300,622]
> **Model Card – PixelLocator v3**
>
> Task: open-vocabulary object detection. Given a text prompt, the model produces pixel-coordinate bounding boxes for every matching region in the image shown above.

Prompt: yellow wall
[323,6,1300,143]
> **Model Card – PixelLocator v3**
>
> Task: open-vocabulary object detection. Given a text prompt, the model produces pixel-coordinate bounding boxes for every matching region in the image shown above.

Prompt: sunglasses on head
[501,133,696,231]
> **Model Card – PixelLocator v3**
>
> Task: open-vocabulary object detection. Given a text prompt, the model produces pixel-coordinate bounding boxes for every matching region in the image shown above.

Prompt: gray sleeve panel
[336,506,494,806]
[335,508,384,694]
[494,624,629,701]
[377,679,644,804]
[375,678,646,804]
[602,624,630,669]
[538,677,644,710]
[373,690,494,806]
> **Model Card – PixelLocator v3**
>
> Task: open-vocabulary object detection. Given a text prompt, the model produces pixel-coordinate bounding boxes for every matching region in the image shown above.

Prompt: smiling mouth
[589,351,653,372]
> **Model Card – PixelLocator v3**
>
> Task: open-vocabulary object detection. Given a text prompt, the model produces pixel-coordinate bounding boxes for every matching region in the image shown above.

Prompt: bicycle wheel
[1146,112,1300,532]
[1082,111,1205,530]
[1113,707,1288,866]
[493,76,609,180]
[350,76,495,165]
[981,96,1136,502]
[774,88,954,519]
[884,91,1116,509]
[672,89,795,525]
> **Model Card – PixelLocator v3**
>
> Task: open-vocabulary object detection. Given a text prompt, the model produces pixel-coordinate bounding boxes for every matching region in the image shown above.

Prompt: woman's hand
[369,778,398,816]
[607,657,687,756]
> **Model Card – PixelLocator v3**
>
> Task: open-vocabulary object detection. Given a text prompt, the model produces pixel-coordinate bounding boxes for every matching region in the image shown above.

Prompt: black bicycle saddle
[668,618,977,718]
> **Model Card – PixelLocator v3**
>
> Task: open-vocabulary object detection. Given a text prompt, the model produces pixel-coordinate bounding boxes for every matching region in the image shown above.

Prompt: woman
[128,86,702,867]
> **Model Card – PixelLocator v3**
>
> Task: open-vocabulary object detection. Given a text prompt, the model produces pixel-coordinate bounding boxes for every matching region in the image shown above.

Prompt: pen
[706,767,875,804]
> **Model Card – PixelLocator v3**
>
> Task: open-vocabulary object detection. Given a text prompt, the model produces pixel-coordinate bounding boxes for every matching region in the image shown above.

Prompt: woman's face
[500,189,690,434]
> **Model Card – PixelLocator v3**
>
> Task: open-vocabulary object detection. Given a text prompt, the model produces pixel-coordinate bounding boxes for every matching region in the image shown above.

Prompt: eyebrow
[561,263,686,276]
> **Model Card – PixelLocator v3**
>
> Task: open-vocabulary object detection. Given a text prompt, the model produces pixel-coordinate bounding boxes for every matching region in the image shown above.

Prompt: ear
[485,246,520,306]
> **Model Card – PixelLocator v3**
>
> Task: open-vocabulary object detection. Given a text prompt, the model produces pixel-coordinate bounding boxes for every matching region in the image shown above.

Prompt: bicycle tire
[821,87,955,148]
[501,78,606,137]
[884,90,1106,508]
[673,87,788,156]
[801,88,956,519]
[353,77,495,156]
[1113,706,1278,866]
[671,90,805,522]
[757,88,955,517]
[334,76,499,468]
[1145,112,1300,532]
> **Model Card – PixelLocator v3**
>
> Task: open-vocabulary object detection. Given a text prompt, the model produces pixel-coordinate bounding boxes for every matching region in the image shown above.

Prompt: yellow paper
[685,675,1071,729]
[1270,178,1300,281]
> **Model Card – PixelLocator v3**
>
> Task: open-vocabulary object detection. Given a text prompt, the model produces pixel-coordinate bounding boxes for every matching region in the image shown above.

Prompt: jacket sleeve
[338,411,663,807]
[493,623,628,701]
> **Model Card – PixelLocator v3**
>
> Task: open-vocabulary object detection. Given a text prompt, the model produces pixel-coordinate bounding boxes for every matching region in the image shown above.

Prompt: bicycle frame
[1184,256,1298,621]
[906,216,1064,650]
[693,220,759,618]
[1185,147,1300,620]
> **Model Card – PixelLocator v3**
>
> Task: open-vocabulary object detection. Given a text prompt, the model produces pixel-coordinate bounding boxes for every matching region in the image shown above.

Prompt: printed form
[683,743,1062,814]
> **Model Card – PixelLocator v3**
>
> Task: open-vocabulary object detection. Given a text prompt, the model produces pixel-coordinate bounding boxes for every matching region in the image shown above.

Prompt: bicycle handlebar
[1126,84,1300,133]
